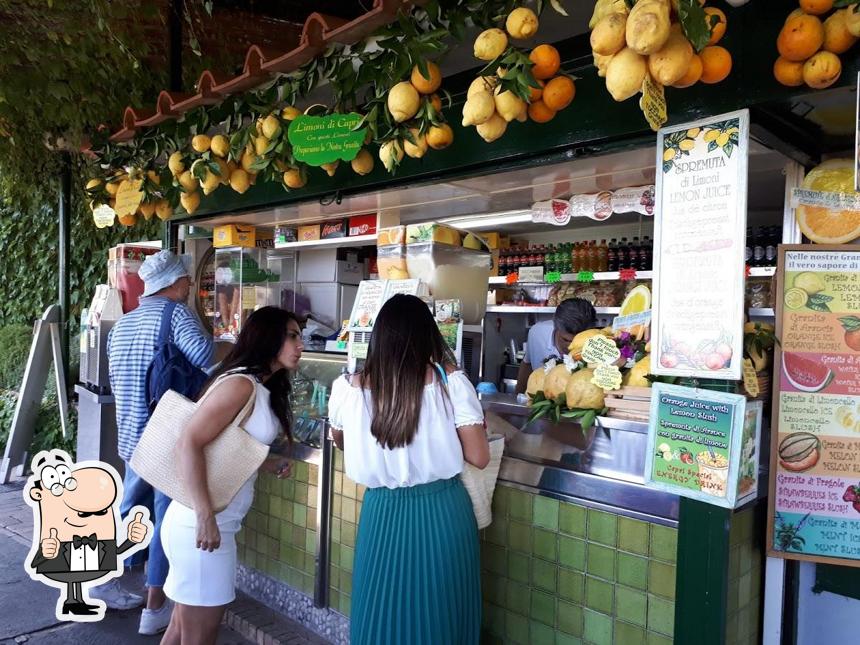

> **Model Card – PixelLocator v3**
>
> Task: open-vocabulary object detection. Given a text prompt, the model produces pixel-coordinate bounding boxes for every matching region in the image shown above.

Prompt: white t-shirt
[526,320,559,368]
[327,370,485,488]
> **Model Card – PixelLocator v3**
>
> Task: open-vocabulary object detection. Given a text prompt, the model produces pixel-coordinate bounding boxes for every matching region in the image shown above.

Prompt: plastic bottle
[571,242,580,273]
[597,239,608,272]
[563,243,573,274]
[607,239,618,272]
[545,245,556,273]
[618,238,628,270]
[640,236,652,271]
[577,242,588,273]
[744,227,753,266]
[752,229,765,267]
[765,227,778,266]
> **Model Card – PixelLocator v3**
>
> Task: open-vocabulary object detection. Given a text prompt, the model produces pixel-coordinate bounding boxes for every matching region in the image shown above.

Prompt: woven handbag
[130,373,270,513]
[433,364,505,530]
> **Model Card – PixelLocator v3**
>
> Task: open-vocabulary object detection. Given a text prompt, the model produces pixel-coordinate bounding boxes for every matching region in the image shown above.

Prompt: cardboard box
[298,225,320,242]
[349,214,377,237]
[213,224,256,248]
[321,220,348,239]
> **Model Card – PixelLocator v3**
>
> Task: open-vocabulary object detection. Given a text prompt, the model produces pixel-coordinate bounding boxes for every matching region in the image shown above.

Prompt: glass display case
[213,247,281,341]
[290,352,348,448]
[194,246,216,330]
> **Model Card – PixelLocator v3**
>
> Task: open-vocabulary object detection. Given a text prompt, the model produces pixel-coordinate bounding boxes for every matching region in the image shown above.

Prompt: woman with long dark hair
[159,306,303,645]
[328,294,490,645]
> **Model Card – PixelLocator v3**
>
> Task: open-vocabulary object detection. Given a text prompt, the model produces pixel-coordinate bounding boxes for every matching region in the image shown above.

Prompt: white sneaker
[139,599,174,635]
[88,578,144,610]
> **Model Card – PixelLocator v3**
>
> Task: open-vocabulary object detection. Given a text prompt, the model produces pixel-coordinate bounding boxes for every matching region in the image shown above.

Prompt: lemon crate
[604,386,653,422]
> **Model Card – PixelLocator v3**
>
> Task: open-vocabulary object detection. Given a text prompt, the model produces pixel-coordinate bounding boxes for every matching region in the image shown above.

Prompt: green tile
[483,572,506,606]
[557,600,584,637]
[559,536,586,571]
[648,561,676,600]
[308,485,318,509]
[268,495,282,518]
[558,569,584,603]
[533,528,558,562]
[482,543,508,576]
[586,544,615,581]
[587,509,617,547]
[330,518,342,544]
[292,503,306,528]
[618,517,650,555]
[646,631,673,645]
[342,477,357,500]
[485,602,506,638]
[509,488,534,523]
[615,620,646,644]
[647,594,675,637]
[305,529,317,554]
[556,633,584,645]
[493,485,511,518]
[292,525,304,548]
[484,516,509,546]
[509,521,533,554]
[342,498,357,524]
[334,471,343,495]
[342,521,357,548]
[534,496,560,531]
[560,503,587,538]
[585,576,613,615]
[530,590,557,626]
[506,612,529,644]
[615,586,647,627]
[532,557,557,593]
[649,525,677,563]
[506,580,531,615]
[340,570,352,594]
[530,620,555,645]
[295,482,309,505]
[339,592,351,617]
[617,552,648,591]
[583,609,613,645]
[303,552,315,574]
[508,551,530,584]
[341,545,354,571]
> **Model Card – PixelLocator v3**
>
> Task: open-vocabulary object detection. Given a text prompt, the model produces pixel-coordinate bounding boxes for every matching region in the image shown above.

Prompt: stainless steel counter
[481,393,680,526]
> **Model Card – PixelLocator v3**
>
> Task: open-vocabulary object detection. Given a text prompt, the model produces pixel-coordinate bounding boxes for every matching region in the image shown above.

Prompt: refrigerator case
[213,247,281,341]
[290,352,348,447]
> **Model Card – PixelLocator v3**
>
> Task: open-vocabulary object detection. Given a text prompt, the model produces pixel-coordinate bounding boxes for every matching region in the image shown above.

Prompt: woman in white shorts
[160,307,303,645]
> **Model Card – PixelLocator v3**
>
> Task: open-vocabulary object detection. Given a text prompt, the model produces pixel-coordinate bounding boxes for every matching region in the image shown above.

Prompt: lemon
[379,140,404,172]
[461,91,495,126]
[403,128,428,159]
[210,134,230,158]
[506,7,539,40]
[215,158,231,185]
[619,284,652,316]
[168,152,185,176]
[282,106,301,121]
[476,113,507,143]
[321,161,340,177]
[180,191,201,214]
[146,170,160,185]
[86,178,102,191]
[201,170,220,195]
[474,28,508,61]
[178,170,199,192]
[350,149,374,176]
[704,129,720,142]
[241,150,258,173]
[836,405,853,426]
[139,202,156,220]
[282,168,306,189]
[516,102,528,122]
[793,271,826,295]
[494,87,526,122]
[717,132,730,147]
[105,181,120,196]
[261,114,281,139]
[155,200,173,221]
[463,233,483,250]
[544,364,572,400]
[426,123,454,150]
[468,76,497,98]
[796,159,860,243]
[784,287,809,310]
[387,81,420,122]
[254,136,270,156]
[658,442,671,454]
[388,267,410,280]
[229,169,251,194]
[191,134,211,153]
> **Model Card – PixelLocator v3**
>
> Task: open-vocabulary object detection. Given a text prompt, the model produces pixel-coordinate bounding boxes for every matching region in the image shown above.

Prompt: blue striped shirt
[107,296,214,461]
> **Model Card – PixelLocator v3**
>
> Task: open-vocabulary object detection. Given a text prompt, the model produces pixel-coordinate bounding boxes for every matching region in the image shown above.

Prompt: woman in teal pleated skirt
[328,295,490,645]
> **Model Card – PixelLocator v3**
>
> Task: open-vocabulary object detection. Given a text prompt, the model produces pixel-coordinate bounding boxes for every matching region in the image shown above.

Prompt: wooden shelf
[488,271,654,285]
[270,234,376,253]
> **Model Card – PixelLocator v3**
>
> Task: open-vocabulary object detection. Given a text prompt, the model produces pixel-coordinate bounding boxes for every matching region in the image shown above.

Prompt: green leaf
[840,316,860,332]
[678,0,713,52]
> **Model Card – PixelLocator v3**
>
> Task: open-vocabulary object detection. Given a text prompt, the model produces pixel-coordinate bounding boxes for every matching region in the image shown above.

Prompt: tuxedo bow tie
[72,534,97,549]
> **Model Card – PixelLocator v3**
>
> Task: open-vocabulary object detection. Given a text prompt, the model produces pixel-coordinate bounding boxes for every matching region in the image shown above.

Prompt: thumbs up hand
[127,510,149,544]
[41,528,60,559]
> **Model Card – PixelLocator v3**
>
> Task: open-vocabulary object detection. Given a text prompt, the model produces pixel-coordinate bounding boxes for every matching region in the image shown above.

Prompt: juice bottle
[571,242,580,273]
[562,243,572,274]
[597,239,608,272]
[607,239,618,272]
[617,238,628,270]
[577,242,588,273]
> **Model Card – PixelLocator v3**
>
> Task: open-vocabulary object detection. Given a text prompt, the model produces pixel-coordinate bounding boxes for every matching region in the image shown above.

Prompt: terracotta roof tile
[103,0,416,144]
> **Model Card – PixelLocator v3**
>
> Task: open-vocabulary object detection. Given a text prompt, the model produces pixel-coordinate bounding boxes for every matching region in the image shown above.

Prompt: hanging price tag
[742,358,760,398]
[506,273,519,285]
[592,364,623,391]
[619,268,638,282]
[545,271,562,284]
[92,203,116,228]
[577,271,594,283]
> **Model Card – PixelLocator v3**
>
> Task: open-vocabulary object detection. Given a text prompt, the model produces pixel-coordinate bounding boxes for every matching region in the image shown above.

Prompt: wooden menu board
[768,245,860,567]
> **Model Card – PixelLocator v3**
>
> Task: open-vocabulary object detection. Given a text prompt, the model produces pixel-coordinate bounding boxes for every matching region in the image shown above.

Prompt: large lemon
[474,28,508,61]
[494,87,526,122]
[506,7,539,40]
[387,82,420,123]
[210,134,230,158]
[403,128,428,159]
[544,364,572,400]
[462,91,495,126]
[379,140,405,172]
[476,113,507,143]
[526,368,546,397]
[351,149,374,176]
[565,369,606,409]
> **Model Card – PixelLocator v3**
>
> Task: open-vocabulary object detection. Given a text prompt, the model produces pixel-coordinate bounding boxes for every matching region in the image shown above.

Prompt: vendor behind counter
[514,298,597,394]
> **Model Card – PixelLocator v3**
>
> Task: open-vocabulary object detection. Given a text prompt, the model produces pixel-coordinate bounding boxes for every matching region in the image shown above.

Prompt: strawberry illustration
[844,485,860,503]
[679,448,694,465]
[854,500,860,515]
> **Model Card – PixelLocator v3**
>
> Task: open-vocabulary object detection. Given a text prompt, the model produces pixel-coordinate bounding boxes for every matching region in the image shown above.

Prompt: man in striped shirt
[97,250,213,635]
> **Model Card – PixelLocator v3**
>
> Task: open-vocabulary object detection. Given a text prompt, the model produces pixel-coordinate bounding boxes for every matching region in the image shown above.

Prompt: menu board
[644,383,757,509]
[768,246,860,567]
[652,109,749,380]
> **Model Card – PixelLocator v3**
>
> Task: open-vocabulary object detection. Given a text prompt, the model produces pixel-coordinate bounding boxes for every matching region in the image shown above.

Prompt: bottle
[617,237,628,270]
[752,228,765,267]
[640,236,652,271]
[744,227,753,267]
[571,242,580,273]
[607,239,618,272]
[630,237,640,271]
[527,247,537,268]
[544,245,555,273]
[597,239,608,272]
[765,227,778,266]
[583,241,593,272]
[577,242,588,273]
[562,243,572,274]
[536,246,545,272]
[499,250,508,276]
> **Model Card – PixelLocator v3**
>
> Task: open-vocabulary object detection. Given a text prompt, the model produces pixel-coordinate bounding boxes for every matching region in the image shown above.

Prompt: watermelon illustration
[782,352,834,393]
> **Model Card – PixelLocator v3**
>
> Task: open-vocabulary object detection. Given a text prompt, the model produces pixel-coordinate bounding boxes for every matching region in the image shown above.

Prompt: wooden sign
[768,245,860,568]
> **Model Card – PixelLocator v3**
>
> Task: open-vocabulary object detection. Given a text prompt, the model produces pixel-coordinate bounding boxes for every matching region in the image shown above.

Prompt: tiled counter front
[329,449,365,617]
[724,507,764,645]
[480,484,678,645]
[236,461,320,596]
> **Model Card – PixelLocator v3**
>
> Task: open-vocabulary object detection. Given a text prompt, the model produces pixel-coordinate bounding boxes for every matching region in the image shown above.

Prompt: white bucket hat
[139,250,193,297]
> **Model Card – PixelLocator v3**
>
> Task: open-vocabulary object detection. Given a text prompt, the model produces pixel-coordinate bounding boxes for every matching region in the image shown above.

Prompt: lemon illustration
[663,148,676,162]
[784,287,809,310]
[686,127,701,138]
[835,405,852,426]
[679,138,695,151]
[793,271,826,295]
[620,285,651,316]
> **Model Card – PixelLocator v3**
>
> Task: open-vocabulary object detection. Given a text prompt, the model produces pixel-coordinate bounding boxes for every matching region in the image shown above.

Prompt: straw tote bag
[434,364,505,530]
[130,373,270,512]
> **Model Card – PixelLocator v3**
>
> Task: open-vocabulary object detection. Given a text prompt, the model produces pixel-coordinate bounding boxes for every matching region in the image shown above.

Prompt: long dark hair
[360,294,456,449]
[203,306,301,443]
